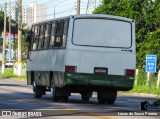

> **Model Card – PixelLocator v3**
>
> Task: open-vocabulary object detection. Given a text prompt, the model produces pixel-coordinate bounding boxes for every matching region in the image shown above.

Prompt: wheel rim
[32,80,42,98]
[51,80,55,98]
[33,80,36,93]
[33,80,36,87]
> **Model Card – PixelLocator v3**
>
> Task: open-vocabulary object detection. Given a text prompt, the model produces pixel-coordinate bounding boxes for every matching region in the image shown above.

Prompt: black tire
[97,92,107,104]
[106,91,117,105]
[60,96,69,102]
[97,91,117,105]
[33,80,42,98]
[106,99,116,105]
[34,94,42,98]
[82,97,90,101]
[50,79,59,101]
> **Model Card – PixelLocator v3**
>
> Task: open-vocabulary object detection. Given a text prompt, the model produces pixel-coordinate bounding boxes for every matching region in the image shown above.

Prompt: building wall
[11,2,47,27]
[26,3,47,27]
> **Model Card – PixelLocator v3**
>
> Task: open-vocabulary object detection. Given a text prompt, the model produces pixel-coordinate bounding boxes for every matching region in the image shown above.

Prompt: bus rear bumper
[65,73,134,91]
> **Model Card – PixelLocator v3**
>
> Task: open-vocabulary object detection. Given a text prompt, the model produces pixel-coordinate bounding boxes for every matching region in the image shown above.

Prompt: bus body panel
[65,50,135,75]
[65,73,134,91]
[27,49,65,71]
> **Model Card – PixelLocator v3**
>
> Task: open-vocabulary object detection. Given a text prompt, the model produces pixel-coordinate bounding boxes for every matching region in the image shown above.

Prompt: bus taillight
[125,69,135,76]
[65,66,77,73]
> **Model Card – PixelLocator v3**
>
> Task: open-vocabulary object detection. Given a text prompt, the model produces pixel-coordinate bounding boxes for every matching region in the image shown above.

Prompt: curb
[118,92,160,98]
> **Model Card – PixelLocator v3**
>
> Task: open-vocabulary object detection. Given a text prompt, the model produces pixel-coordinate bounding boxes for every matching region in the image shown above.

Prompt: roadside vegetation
[0,68,26,80]
[126,69,160,96]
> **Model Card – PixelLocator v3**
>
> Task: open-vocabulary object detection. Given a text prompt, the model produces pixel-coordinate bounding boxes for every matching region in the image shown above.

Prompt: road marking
[0,94,117,119]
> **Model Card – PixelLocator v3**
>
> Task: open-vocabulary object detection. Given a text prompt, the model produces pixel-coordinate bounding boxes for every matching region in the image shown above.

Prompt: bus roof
[32,14,134,26]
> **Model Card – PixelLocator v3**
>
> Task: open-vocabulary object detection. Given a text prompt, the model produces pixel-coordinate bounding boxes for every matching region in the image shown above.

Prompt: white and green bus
[26,14,136,104]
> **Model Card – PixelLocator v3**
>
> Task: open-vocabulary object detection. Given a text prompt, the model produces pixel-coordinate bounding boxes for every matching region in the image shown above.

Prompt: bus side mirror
[26,34,31,42]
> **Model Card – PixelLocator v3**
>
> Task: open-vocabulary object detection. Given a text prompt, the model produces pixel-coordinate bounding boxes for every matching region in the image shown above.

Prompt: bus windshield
[72,18,132,48]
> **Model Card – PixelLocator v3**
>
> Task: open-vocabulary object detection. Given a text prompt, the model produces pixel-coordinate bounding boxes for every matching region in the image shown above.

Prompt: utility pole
[76,0,80,15]
[86,0,101,14]
[2,2,7,73]
[9,0,12,63]
[86,0,90,14]
[18,0,22,76]
[54,6,55,18]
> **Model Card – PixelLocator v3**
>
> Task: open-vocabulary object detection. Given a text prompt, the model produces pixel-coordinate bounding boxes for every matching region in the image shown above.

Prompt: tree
[0,9,29,60]
[0,11,4,52]
[12,22,29,61]
[0,11,4,33]
[0,10,18,52]
[93,0,160,69]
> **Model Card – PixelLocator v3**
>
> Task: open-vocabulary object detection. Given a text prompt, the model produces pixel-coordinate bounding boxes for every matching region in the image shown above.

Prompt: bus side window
[38,25,45,49]
[33,26,40,50]
[62,20,69,48]
[30,25,35,50]
[44,24,51,49]
[54,21,63,48]
[55,36,62,47]
[49,22,56,48]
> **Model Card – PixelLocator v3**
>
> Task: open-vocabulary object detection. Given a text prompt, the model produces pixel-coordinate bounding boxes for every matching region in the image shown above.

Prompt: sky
[0,0,102,20]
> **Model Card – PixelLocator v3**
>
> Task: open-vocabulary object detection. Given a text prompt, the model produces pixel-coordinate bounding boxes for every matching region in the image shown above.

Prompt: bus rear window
[72,18,132,48]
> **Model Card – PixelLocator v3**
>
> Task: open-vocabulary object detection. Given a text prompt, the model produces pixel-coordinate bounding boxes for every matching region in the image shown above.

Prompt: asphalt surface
[0,78,160,119]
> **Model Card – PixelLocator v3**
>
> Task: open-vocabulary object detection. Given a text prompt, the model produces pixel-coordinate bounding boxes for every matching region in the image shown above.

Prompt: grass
[0,68,26,81]
[129,85,160,96]
[128,69,160,96]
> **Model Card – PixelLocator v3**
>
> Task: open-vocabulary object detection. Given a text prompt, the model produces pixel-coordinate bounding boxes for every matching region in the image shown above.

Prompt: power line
[69,3,76,15]
[27,2,74,12]
[26,7,73,19]
[19,0,102,26]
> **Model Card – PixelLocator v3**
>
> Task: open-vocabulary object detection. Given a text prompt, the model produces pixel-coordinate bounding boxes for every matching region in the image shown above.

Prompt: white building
[11,2,47,27]
[26,2,47,27]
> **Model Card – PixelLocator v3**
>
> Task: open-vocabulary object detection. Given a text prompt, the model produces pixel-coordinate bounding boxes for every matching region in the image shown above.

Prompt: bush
[136,69,158,86]
[0,68,16,78]
[131,69,160,96]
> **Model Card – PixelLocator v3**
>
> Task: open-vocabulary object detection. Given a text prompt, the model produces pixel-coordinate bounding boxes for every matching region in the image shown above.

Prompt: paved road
[0,78,160,119]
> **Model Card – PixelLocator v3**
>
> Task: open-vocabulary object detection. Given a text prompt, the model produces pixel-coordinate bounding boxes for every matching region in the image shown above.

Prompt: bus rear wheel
[60,96,69,102]
[106,91,117,105]
[82,97,90,101]
[81,92,92,102]
[97,91,117,104]
[97,92,107,104]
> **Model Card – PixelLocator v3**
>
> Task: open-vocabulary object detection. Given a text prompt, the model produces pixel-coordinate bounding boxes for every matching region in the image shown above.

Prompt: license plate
[94,67,108,74]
